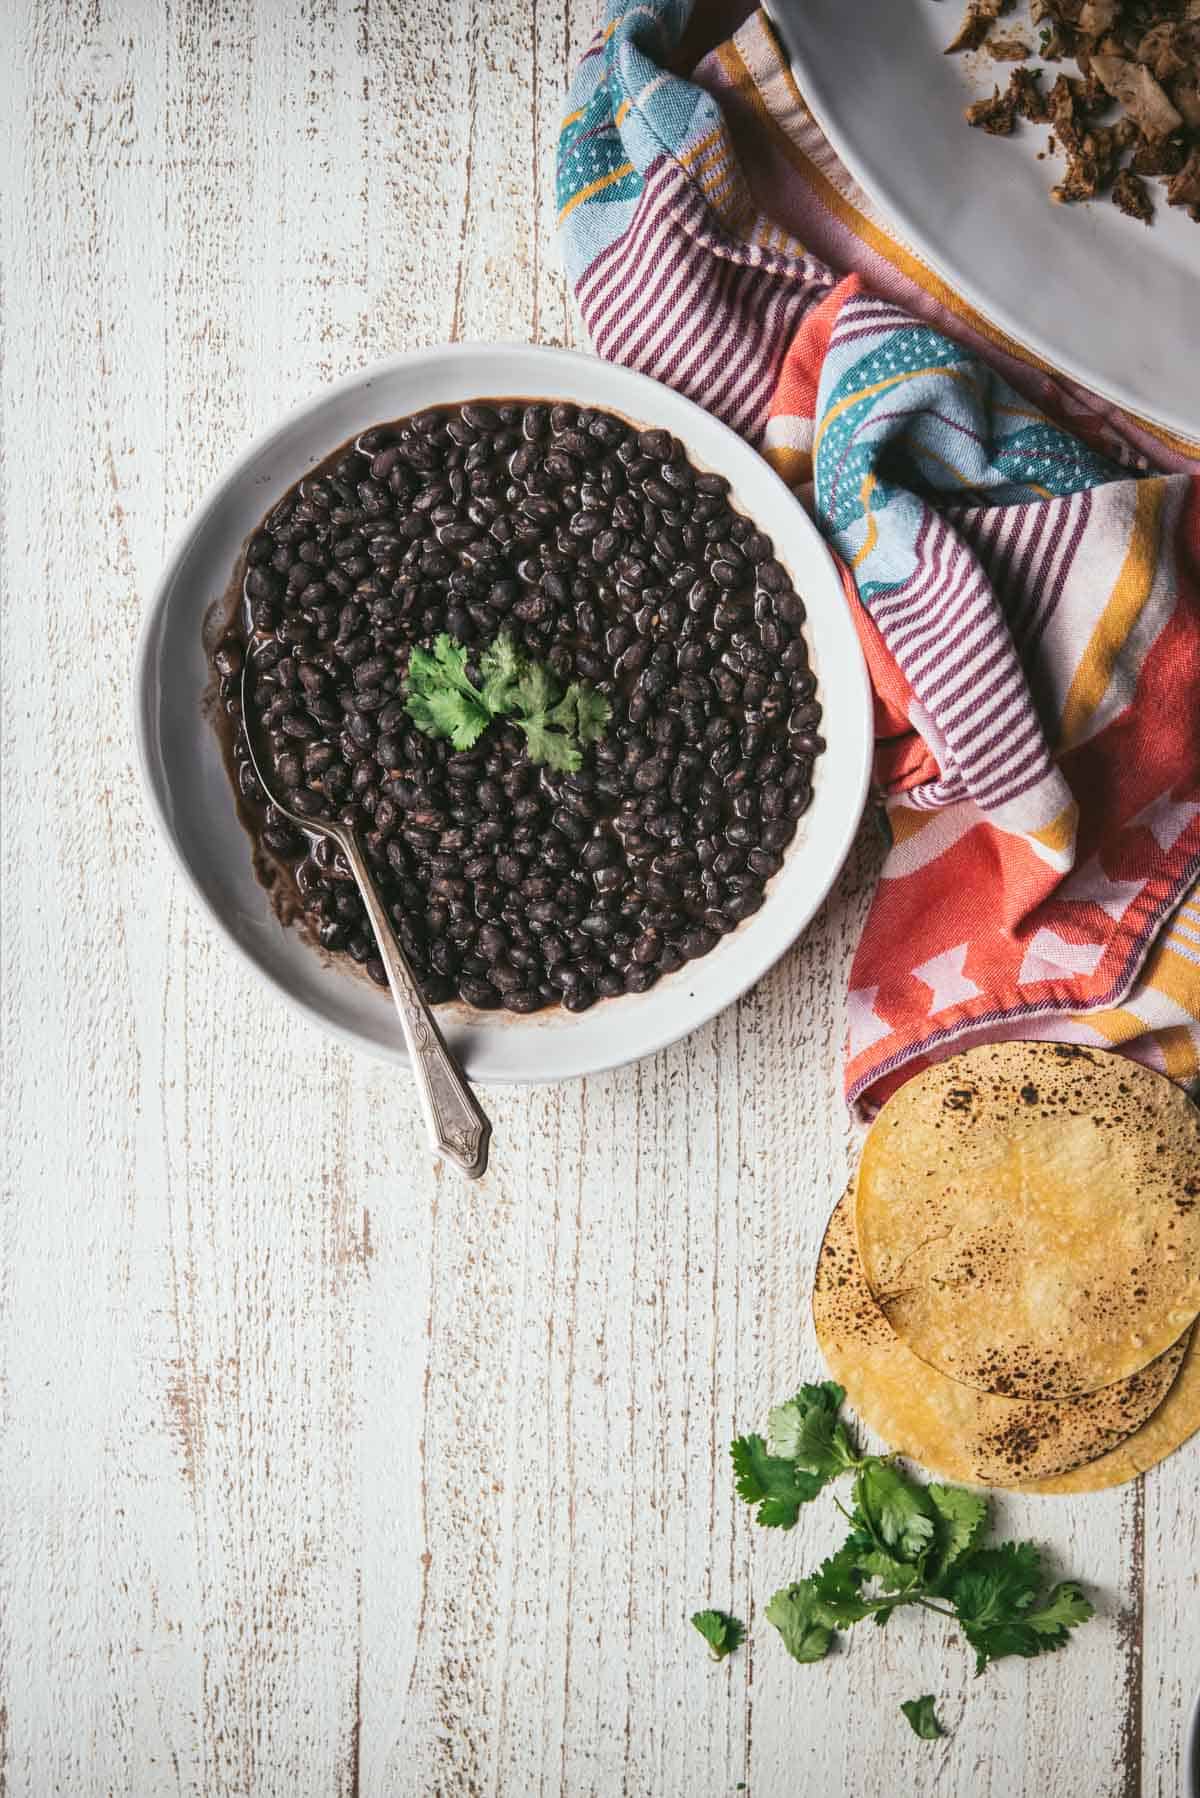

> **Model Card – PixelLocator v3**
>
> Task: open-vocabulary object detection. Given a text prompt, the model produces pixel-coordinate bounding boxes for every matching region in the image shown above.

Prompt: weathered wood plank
[1,0,1195,1793]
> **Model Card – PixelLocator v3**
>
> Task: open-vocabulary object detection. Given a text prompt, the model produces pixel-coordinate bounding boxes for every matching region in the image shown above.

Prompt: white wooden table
[3,3,1197,1793]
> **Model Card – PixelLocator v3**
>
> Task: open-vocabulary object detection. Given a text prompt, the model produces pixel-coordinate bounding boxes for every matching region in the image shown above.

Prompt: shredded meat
[967,83,1021,132]
[1112,164,1156,213]
[989,32,1033,58]
[1079,0,1121,29]
[1010,65,1052,118]
[1131,131,1186,169]
[1137,20,1190,77]
[1090,53,1184,133]
[1053,116,1137,197]
[1166,142,1200,200]
[1172,72,1200,124]
[946,0,1011,54]
[951,0,1200,227]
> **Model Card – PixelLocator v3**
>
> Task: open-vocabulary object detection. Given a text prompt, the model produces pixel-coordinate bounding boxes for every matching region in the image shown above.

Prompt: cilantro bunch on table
[692,1383,1095,1738]
[403,631,610,772]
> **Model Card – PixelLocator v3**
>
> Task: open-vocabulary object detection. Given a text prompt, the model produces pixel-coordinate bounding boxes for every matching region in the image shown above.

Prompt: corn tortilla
[855,1043,1200,1398]
[1023,1324,1200,1492]
[813,1189,1190,1485]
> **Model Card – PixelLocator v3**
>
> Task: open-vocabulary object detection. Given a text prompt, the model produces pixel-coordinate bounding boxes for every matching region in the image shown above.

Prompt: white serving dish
[133,342,872,1082]
[766,0,1200,442]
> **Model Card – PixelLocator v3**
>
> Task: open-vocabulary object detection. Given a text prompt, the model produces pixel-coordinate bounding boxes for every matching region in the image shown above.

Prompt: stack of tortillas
[814,1042,1200,1490]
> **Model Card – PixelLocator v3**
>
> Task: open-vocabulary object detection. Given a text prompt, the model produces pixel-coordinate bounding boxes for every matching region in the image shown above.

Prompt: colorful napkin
[557,1,1200,1111]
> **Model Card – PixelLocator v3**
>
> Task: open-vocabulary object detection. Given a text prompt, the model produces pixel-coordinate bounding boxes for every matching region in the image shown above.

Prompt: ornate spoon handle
[340,830,491,1179]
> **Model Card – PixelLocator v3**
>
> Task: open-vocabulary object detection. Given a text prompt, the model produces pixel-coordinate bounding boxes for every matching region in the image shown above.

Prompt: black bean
[623,965,658,993]
[748,848,783,878]
[288,788,327,819]
[711,559,743,590]
[458,975,500,1008]
[262,825,303,857]
[637,429,672,460]
[501,989,541,1013]
[679,927,719,961]
[760,819,795,852]
[631,928,661,965]
[280,712,317,741]
[214,637,244,679]
[726,889,765,922]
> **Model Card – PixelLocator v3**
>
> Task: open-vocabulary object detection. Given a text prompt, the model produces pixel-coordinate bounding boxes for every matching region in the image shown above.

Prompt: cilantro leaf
[403,638,490,748]
[691,1609,745,1662]
[406,634,484,705]
[477,630,523,714]
[955,1575,1094,1674]
[418,684,492,750]
[403,685,441,739]
[822,1521,925,1600]
[948,1542,1052,1673]
[516,659,558,719]
[767,1382,857,1479]
[1024,1582,1095,1640]
[544,681,612,750]
[432,633,481,696]
[810,1546,877,1626]
[730,1434,824,1528]
[764,1582,833,1664]
[926,1485,989,1587]
[852,1548,925,1596]
[516,712,582,773]
[570,682,612,744]
[900,1695,945,1740]
[404,642,442,690]
[949,1541,1042,1625]
[854,1461,936,1562]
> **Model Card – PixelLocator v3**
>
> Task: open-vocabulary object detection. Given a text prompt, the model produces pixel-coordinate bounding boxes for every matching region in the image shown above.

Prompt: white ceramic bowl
[133,343,872,1082]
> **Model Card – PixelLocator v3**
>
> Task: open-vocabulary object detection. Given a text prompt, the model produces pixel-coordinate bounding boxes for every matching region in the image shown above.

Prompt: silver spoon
[240,658,491,1179]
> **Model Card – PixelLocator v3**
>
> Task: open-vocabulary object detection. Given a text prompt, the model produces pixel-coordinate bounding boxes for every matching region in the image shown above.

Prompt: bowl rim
[132,340,873,1082]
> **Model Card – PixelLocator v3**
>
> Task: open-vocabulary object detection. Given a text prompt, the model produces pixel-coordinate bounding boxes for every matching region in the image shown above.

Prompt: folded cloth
[557,0,1200,1111]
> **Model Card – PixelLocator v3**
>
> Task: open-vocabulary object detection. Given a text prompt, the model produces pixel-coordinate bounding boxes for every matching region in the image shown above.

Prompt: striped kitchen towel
[557,0,1200,1111]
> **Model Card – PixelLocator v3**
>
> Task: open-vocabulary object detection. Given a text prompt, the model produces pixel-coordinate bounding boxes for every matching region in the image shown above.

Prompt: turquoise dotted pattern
[556,0,732,289]
[812,308,1125,600]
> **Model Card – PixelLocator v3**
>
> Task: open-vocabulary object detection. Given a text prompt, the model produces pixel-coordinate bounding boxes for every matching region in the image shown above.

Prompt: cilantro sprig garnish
[403,631,611,773]
[696,1383,1096,1735]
